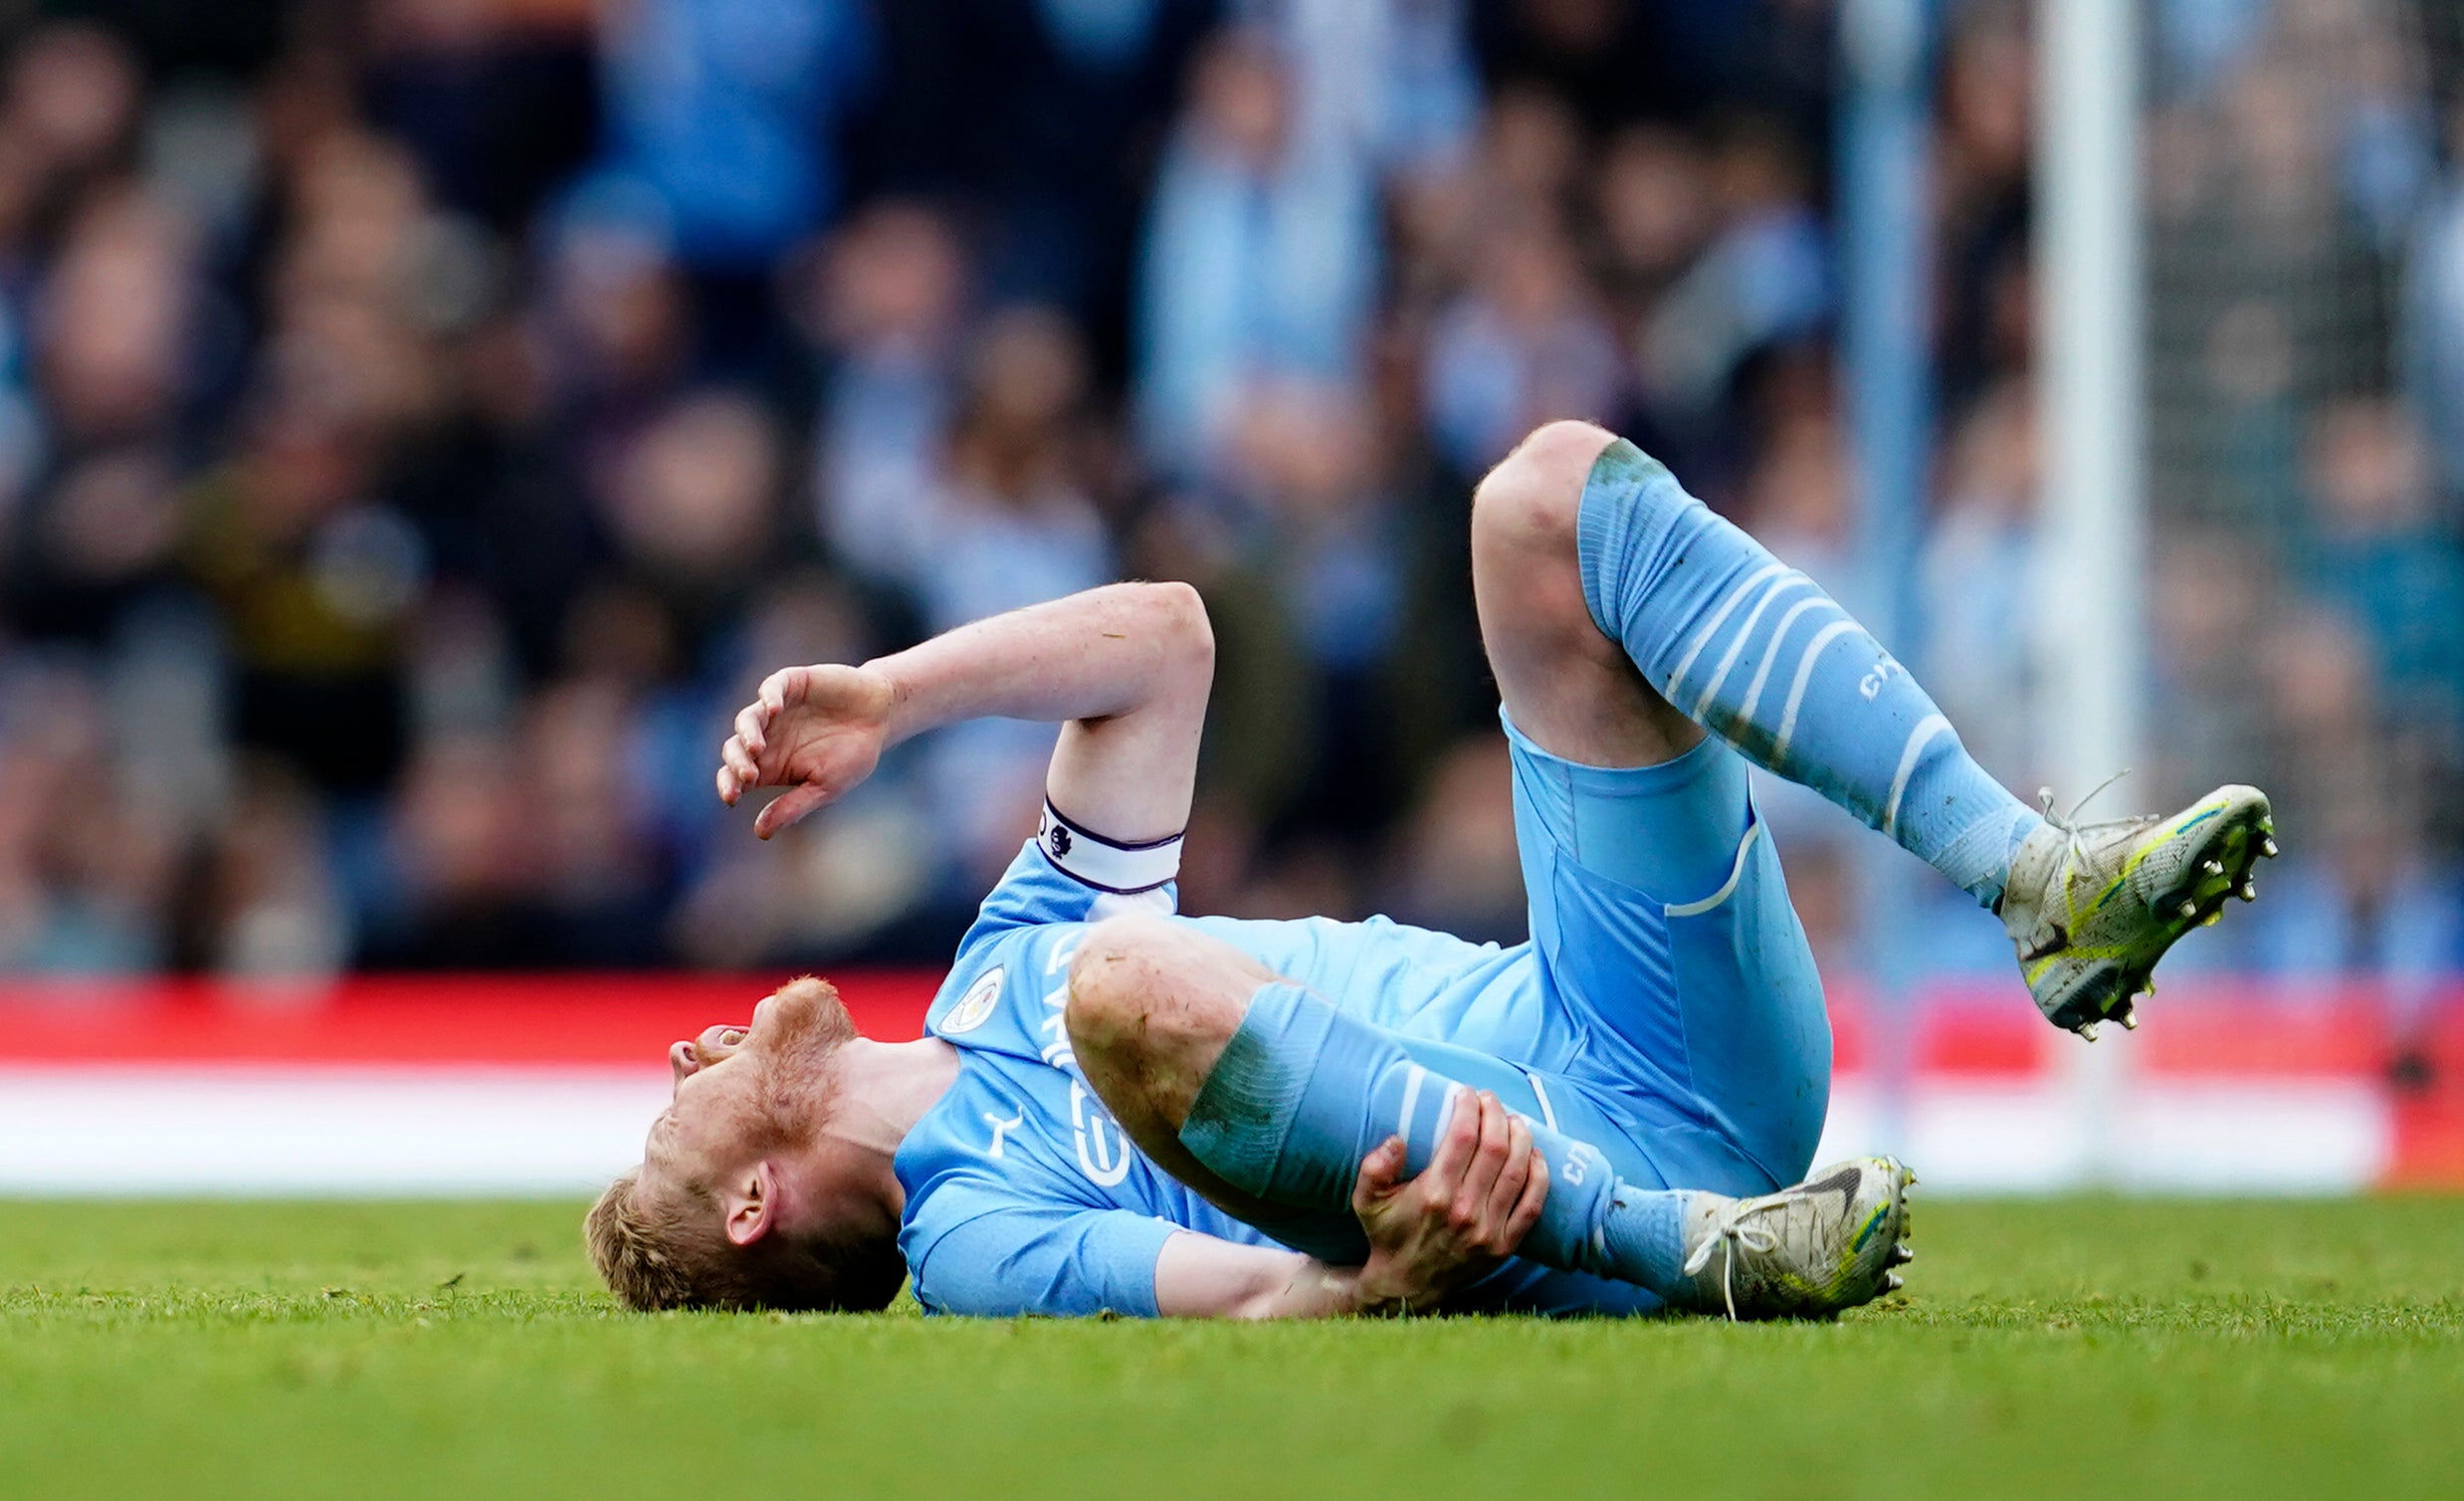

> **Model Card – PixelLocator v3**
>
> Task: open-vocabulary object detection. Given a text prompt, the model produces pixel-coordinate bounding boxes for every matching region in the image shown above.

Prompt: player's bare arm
[718,579,1212,842]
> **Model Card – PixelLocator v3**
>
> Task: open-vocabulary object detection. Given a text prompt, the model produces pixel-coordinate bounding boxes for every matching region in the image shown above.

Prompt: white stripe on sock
[1397,1064,1427,1146]
[1666,561,1788,698]
[1691,572,1811,720]
[1882,714,1953,835]
[1771,621,1859,762]
[1739,596,1838,724]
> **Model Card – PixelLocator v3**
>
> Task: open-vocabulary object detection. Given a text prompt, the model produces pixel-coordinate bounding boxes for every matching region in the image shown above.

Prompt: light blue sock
[1576,439,2042,906]
[1600,1182,1694,1293]
[1181,984,1701,1298]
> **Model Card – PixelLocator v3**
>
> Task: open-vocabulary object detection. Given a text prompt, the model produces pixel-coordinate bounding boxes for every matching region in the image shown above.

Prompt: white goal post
[2036,0,2148,1179]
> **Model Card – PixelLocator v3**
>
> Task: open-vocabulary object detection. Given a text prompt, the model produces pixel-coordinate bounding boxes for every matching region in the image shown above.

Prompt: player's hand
[715,663,896,839]
[1347,1088,1548,1313]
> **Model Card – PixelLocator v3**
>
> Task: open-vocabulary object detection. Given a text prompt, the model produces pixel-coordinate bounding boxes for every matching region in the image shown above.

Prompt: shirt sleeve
[905,1194,1180,1319]
[956,819,1180,955]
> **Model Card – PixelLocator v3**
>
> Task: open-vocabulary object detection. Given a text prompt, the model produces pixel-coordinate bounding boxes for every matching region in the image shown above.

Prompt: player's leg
[1064,915,1913,1316]
[1469,421,1832,1187]
[1473,419,2039,903]
[1054,918,1303,1238]
[1474,421,2275,1035]
[1063,915,1693,1291]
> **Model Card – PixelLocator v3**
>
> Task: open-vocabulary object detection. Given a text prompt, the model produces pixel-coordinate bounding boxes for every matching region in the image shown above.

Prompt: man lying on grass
[588,421,2273,1320]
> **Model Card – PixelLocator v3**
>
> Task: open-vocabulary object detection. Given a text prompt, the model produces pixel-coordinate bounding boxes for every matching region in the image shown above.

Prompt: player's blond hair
[585,1168,907,1313]
[586,1169,729,1310]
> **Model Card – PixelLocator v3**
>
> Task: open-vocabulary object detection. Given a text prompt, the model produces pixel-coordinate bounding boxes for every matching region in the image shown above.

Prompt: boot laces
[1681,1196,1789,1322]
[2035,767,2132,878]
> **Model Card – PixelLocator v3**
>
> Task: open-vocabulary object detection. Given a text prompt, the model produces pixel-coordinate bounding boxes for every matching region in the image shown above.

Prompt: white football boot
[1998,782,2276,1037]
[1676,1157,1916,1321]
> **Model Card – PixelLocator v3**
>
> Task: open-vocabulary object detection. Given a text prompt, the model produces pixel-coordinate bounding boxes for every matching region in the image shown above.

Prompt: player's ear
[721,1160,780,1247]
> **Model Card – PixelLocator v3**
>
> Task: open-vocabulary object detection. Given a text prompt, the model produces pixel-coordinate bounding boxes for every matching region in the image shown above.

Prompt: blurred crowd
[0,0,2458,994]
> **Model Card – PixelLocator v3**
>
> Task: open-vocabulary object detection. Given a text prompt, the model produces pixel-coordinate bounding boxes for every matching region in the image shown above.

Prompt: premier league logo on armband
[940,967,1004,1035]
[1037,799,1183,895]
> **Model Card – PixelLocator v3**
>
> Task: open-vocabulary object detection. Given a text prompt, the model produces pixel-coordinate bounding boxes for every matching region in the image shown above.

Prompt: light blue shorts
[1497,710,1832,1197]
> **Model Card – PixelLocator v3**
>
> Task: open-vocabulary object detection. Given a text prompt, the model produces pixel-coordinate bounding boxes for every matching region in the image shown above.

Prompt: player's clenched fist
[716,663,897,839]
[1348,1088,1548,1312]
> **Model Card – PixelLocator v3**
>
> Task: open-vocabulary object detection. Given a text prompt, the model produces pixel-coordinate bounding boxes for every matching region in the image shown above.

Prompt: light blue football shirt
[893,836,1561,1318]
[893,839,1255,1318]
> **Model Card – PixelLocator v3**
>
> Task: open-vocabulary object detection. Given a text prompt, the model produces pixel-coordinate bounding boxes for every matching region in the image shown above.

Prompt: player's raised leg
[1474,420,2274,1035]
[1064,914,1914,1319]
[1470,420,1832,1188]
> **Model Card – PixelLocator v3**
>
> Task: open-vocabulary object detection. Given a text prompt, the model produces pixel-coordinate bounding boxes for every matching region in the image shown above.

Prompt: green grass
[3,1198,2460,1499]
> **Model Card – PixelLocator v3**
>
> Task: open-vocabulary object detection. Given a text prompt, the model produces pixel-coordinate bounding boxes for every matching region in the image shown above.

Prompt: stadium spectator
[803,199,968,589]
[1133,27,1378,480]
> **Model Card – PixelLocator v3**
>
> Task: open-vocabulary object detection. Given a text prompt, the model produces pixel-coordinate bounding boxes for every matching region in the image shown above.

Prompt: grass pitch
[3,1197,2459,1499]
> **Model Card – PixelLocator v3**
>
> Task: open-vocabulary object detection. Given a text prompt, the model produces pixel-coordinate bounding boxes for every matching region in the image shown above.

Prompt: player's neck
[807,1036,960,1214]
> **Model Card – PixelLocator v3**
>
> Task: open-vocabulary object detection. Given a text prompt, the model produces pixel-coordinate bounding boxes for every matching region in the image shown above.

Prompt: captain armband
[1037,800,1182,894]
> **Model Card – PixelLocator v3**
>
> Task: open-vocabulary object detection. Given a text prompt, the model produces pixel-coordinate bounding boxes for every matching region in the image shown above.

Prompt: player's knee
[1473,420,1623,652]
[1472,419,1617,560]
[1064,914,1250,1094]
[1063,915,1183,1062]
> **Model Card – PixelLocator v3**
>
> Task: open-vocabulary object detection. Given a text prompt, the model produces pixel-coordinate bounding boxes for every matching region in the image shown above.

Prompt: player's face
[644,978,857,1189]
